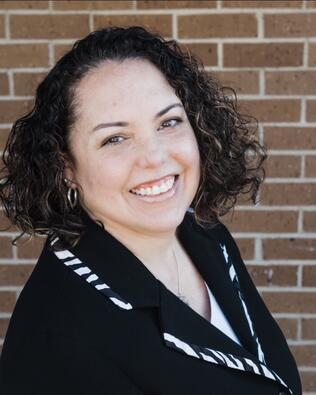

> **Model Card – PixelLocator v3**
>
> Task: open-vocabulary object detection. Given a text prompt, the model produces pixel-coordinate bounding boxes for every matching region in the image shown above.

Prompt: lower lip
[129,175,179,203]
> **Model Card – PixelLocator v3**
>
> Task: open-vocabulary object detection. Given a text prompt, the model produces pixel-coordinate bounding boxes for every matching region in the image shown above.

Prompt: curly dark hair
[0,25,267,251]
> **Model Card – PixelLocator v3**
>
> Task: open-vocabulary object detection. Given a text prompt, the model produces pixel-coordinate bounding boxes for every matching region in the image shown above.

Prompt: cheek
[76,157,125,195]
[175,131,200,169]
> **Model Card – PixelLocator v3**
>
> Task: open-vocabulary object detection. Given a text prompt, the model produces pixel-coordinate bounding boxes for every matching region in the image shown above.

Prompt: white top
[204,281,241,346]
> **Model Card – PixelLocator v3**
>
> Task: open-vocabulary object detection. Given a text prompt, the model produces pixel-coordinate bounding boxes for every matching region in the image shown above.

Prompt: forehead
[74,59,177,118]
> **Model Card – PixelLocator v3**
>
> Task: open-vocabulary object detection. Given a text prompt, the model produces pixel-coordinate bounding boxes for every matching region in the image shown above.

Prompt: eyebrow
[91,103,183,133]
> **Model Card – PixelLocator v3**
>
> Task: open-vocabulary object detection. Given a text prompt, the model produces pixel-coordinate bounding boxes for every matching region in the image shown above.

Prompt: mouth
[129,174,180,202]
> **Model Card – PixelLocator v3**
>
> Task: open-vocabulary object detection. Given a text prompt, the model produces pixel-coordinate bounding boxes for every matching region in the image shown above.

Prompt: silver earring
[64,178,78,209]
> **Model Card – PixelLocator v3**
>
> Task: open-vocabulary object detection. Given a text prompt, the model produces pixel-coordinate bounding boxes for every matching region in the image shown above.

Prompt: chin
[132,211,186,232]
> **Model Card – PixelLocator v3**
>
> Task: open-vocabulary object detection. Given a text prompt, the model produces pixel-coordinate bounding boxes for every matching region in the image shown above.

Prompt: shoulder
[4,239,77,339]
[18,238,70,301]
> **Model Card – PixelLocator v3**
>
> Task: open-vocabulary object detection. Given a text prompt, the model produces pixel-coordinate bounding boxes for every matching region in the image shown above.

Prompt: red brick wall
[0,1,315,393]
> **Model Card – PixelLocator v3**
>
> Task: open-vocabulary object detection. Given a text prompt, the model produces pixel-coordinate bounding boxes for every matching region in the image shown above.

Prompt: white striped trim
[220,243,267,364]
[74,266,91,275]
[163,331,292,394]
[163,333,200,358]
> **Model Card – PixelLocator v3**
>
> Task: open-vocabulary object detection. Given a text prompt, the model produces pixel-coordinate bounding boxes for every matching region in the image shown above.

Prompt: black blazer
[0,210,301,395]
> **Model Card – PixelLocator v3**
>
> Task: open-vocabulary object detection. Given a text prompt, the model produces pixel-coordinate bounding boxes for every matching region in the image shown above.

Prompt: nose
[134,133,168,169]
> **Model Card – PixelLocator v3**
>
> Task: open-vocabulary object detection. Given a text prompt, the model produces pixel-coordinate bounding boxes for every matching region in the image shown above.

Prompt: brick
[0,213,18,236]
[0,318,9,338]
[275,318,297,340]
[235,189,257,207]
[262,292,316,313]
[212,70,259,94]
[234,238,254,260]
[265,14,316,38]
[265,71,316,95]
[0,73,9,95]
[307,100,316,122]
[53,44,73,63]
[137,1,217,8]
[0,265,34,286]
[0,129,10,152]
[14,72,46,97]
[307,0,316,6]
[0,44,48,68]
[0,210,17,232]
[180,43,217,66]
[0,1,48,8]
[11,15,90,39]
[309,43,316,66]
[224,43,303,67]
[222,1,302,7]
[300,371,316,392]
[94,15,172,37]
[0,291,16,313]
[0,15,4,39]
[303,211,316,232]
[262,238,316,260]
[0,237,13,259]
[221,210,298,233]
[306,156,316,177]
[303,266,316,286]
[248,264,297,286]
[302,318,316,339]
[290,344,316,366]
[238,99,300,123]
[264,155,301,178]
[16,236,45,259]
[53,0,133,9]
[0,100,33,124]
[178,14,257,38]
[261,183,316,205]
[264,127,316,150]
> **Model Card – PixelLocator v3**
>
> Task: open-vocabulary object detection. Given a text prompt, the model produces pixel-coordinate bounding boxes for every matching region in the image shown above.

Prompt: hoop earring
[67,187,78,209]
[64,177,78,209]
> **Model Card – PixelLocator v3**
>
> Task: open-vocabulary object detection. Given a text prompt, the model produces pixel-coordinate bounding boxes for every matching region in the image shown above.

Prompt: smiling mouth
[129,175,179,197]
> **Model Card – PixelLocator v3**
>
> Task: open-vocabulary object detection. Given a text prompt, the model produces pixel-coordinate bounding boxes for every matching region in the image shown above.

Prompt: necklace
[172,245,190,306]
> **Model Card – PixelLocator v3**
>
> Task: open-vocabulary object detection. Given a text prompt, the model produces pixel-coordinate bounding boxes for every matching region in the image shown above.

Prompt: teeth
[131,176,175,196]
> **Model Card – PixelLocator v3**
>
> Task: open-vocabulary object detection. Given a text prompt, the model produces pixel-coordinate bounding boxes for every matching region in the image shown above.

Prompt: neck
[94,217,182,278]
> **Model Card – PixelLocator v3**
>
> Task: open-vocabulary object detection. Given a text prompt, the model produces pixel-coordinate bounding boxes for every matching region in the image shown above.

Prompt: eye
[101,135,126,147]
[159,118,183,130]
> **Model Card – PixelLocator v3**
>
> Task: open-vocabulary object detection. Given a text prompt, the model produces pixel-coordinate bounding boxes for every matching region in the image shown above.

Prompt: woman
[0,26,301,395]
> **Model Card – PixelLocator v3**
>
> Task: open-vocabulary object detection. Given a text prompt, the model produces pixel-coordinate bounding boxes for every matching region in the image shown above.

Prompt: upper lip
[130,174,177,190]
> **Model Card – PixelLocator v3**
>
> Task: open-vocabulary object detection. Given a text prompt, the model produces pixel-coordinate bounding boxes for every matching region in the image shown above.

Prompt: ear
[61,153,77,187]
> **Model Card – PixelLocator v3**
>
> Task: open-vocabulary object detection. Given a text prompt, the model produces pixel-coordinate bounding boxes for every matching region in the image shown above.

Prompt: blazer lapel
[49,210,292,395]
[158,281,290,392]
[176,217,258,356]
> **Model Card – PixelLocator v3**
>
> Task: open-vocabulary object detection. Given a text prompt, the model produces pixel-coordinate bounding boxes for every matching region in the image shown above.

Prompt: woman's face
[65,58,200,236]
